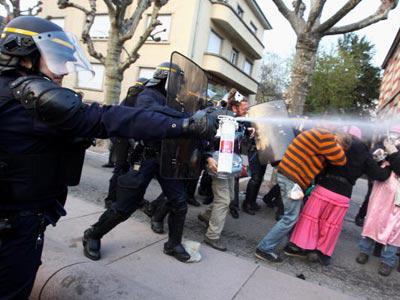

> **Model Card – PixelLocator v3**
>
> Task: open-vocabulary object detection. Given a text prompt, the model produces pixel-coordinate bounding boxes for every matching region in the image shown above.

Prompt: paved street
[64,149,400,299]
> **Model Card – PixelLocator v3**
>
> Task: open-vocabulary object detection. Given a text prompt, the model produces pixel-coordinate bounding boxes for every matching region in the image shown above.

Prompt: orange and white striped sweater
[278,128,347,190]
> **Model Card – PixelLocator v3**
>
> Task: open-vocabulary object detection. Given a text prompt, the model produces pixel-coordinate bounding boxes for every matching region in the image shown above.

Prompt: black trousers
[0,214,44,300]
[104,165,129,204]
[199,172,213,197]
[244,150,267,206]
[94,158,187,246]
[229,177,240,210]
[357,179,374,218]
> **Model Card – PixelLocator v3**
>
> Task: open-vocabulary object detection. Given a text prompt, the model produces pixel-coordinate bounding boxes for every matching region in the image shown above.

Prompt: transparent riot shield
[248,100,295,165]
[160,52,208,179]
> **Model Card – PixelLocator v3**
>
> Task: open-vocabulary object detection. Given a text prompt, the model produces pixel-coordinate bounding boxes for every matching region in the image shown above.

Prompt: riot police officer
[103,77,148,209]
[82,62,196,263]
[0,16,220,299]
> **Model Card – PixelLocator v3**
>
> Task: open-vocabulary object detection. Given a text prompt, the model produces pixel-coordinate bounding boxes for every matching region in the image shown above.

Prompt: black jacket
[317,137,399,197]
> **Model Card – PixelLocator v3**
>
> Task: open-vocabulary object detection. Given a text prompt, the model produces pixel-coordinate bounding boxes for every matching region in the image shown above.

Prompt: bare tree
[0,0,42,27]
[58,0,168,105]
[270,0,398,115]
[256,52,291,103]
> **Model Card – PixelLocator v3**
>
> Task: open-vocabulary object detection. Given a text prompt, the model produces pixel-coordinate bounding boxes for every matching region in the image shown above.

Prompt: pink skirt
[290,185,350,256]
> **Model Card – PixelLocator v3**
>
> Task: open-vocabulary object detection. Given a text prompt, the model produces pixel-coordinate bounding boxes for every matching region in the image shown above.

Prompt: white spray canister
[217,115,237,176]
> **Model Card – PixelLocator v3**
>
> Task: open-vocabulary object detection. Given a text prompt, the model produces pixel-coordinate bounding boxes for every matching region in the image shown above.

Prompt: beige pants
[203,176,235,240]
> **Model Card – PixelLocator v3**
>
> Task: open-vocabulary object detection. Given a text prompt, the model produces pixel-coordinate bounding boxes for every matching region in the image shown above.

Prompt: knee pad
[114,209,131,221]
[169,200,188,216]
[117,170,145,189]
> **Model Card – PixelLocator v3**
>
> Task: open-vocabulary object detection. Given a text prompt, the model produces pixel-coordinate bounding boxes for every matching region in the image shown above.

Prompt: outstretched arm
[11,76,220,141]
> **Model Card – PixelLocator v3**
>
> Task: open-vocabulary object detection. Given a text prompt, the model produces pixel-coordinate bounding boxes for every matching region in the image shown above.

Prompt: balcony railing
[210,1,264,59]
[203,52,258,95]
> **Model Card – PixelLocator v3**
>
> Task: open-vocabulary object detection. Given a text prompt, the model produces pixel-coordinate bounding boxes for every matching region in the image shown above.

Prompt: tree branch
[293,0,301,14]
[113,1,130,28]
[293,0,306,18]
[316,0,362,34]
[58,0,105,64]
[119,0,152,43]
[102,0,116,18]
[306,0,326,31]
[0,0,12,19]
[58,0,89,14]
[119,1,162,72]
[325,0,398,36]
[272,0,305,34]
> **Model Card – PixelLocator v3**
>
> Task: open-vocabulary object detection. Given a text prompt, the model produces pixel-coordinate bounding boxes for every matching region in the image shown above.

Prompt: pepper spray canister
[217,115,237,177]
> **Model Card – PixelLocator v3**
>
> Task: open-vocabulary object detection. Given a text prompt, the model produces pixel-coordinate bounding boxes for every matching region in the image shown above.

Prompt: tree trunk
[287,34,320,115]
[103,27,123,105]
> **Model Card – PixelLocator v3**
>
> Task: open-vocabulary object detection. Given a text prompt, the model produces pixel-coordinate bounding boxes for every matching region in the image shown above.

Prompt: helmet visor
[33,31,94,76]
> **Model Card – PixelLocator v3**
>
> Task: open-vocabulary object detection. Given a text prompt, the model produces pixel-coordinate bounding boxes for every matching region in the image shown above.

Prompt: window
[250,22,257,34]
[20,0,40,14]
[50,17,65,29]
[89,15,110,39]
[243,59,253,76]
[138,67,156,79]
[207,31,222,54]
[77,64,104,90]
[230,48,239,65]
[147,15,171,42]
[237,5,244,18]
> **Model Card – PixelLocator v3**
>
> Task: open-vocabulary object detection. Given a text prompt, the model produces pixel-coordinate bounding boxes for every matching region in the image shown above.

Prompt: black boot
[82,209,126,260]
[242,202,255,215]
[165,202,189,262]
[243,179,260,216]
[164,242,190,262]
[202,196,214,205]
[152,196,169,224]
[104,198,113,210]
[187,197,201,207]
[142,200,154,218]
[151,219,165,234]
[83,229,101,260]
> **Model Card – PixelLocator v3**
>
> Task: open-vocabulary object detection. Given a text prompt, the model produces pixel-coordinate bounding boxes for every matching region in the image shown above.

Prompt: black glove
[182,107,225,140]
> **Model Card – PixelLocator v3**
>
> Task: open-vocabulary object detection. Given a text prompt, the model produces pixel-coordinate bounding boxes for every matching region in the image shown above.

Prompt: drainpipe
[190,0,202,59]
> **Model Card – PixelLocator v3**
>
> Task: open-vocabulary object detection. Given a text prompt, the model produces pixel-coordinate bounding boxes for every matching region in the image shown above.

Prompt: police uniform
[0,16,219,299]
[104,77,148,209]
[83,67,192,263]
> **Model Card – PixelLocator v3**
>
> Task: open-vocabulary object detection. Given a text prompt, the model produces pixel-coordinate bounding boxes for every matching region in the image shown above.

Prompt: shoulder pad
[11,75,84,125]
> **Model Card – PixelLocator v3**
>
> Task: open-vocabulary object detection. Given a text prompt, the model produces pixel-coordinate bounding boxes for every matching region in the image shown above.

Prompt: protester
[255,126,347,262]
[198,89,250,251]
[287,126,394,266]
[356,127,400,276]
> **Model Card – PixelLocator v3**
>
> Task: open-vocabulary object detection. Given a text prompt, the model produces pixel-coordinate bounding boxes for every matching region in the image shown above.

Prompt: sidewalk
[31,196,358,300]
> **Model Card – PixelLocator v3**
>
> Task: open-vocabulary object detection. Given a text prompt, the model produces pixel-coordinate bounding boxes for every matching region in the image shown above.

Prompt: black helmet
[0,16,93,75]
[126,77,148,97]
[0,16,62,57]
[134,77,148,87]
[146,62,183,87]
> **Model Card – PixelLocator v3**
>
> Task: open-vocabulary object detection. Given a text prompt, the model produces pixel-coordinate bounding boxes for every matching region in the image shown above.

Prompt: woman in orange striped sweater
[255,127,347,262]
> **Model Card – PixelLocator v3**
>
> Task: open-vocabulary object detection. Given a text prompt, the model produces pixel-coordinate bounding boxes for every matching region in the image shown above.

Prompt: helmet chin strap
[25,51,41,74]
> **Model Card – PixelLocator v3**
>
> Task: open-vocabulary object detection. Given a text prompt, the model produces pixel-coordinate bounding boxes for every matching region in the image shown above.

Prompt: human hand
[372,148,387,162]
[207,157,218,174]
[182,107,225,140]
[384,138,398,155]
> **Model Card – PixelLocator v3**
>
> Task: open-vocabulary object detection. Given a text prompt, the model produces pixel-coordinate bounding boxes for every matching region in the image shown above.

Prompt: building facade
[377,28,400,117]
[40,0,271,104]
